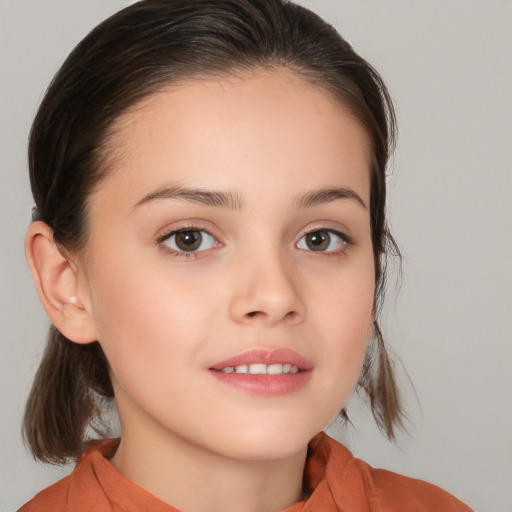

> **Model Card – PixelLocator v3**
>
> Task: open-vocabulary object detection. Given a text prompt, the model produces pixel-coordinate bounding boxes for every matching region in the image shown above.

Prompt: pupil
[176,231,201,251]
[307,231,329,251]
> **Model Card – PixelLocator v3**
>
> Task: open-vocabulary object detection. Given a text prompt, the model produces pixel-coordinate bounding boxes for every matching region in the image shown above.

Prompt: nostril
[245,310,298,322]
[284,311,298,321]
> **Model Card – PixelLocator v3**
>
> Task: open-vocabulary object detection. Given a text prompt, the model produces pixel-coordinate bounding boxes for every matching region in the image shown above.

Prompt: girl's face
[79,69,375,461]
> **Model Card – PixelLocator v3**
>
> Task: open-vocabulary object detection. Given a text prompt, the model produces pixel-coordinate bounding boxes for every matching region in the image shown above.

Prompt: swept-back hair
[25,0,404,464]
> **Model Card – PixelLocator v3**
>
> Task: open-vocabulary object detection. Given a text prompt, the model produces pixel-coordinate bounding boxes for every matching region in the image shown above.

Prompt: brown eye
[297,229,346,252]
[175,231,202,251]
[305,231,329,251]
[163,230,216,253]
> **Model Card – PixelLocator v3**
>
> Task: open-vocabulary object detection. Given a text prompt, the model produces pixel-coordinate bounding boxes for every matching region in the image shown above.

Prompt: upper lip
[210,348,314,371]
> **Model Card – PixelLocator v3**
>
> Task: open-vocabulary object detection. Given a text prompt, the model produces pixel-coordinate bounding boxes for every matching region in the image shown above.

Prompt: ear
[25,221,98,344]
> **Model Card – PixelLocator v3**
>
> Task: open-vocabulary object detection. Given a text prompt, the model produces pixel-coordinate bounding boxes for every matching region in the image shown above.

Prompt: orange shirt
[19,432,473,511]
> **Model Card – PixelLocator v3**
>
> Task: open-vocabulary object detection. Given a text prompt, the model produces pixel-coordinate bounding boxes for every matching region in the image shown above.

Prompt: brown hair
[25,0,404,464]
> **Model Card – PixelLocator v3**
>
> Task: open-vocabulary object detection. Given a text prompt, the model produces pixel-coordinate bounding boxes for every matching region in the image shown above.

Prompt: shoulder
[18,473,72,512]
[319,434,474,511]
[354,458,474,511]
[17,439,119,512]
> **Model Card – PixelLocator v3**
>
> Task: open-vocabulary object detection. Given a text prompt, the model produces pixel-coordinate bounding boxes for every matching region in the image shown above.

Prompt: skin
[30,69,375,512]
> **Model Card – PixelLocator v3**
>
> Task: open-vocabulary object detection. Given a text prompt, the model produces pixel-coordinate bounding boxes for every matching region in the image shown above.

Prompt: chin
[209,421,322,462]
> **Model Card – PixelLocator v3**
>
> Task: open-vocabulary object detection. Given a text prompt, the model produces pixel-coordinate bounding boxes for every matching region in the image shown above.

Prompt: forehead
[93,69,371,207]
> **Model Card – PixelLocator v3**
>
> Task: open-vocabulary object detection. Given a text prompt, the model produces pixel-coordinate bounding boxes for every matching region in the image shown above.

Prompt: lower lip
[209,370,312,396]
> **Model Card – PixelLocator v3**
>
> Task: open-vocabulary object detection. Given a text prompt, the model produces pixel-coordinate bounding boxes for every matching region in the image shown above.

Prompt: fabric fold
[19,432,473,512]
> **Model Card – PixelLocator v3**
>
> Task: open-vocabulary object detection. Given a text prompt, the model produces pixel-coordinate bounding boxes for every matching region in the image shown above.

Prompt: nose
[228,249,305,327]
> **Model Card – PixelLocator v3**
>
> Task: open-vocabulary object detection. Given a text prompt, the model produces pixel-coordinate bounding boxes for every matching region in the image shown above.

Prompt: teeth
[249,363,267,374]
[219,364,300,375]
[267,363,282,375]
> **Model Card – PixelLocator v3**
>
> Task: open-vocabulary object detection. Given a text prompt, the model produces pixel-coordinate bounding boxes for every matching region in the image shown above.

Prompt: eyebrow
[134,184,367,211]
[295,187,367,210]
[134,184,245,211]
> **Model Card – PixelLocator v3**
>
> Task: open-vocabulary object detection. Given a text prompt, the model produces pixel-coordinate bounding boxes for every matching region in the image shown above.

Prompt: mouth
[209,348,313,396]
[210,347,313,373]
[215,363,301,375]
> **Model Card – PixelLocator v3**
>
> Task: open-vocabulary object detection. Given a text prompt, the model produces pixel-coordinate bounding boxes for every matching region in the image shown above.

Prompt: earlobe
[25,221,98,344]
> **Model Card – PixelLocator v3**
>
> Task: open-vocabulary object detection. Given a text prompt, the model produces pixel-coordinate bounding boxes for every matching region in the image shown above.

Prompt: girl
[19,0,472,510]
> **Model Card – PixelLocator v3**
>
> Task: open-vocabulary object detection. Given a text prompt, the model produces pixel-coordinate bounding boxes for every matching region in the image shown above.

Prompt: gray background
[1,1,511,510]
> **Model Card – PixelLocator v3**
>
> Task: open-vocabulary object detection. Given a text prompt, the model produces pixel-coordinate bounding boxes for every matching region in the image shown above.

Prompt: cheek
[86,251,169,358]
[85,249,215,376]
[315,260,375,387]
[88,276,182,409]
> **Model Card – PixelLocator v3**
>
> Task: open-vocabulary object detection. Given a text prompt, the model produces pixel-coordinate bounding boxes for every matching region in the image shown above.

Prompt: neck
[110,425,308,512]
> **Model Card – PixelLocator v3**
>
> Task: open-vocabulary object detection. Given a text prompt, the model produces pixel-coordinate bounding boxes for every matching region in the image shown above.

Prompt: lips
[210,348,313,372]
[209,348,313,396]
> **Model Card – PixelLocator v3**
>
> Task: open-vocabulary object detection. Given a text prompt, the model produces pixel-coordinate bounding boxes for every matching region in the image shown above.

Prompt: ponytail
[23,326,113,463]
[357,322,405,441]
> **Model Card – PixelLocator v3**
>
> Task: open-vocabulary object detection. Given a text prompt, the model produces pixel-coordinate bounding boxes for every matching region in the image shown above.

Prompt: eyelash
[156,226,353,259]
[296,228,353,256]
[156,226,219,259]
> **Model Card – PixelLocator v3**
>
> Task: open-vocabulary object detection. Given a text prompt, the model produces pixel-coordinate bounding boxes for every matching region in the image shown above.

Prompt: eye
[161,229,217,253]
[296,229,347,253]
